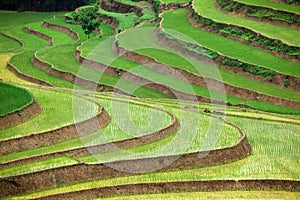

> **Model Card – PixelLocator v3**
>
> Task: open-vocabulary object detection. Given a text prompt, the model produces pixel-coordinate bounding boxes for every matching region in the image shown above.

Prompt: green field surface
[0,2,299,199]
[0,87,98,140]
[102,191,300,200]
[236,0,300,15]
[161,9,300,77]
[0,11,61,30]
[0,34,21,53]
[9,52,74,88]
[193,0,300,46]
[97,9,138,30]
[8,110,299,199]
[0,54,30,84]
[45,15,115,44]
[0,12,75,88]
[161,0,189,3]
[0,82,32,116]
[28,22,74,46]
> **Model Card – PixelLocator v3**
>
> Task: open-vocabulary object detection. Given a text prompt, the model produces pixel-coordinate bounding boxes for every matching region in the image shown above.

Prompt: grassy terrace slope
[0,87,97,140]
[118,28,300,101]
[0,2,299,198]
[236,0,300,14]
[81,34,300,114]
[0,95,175,175]
[37,45,169,98]
[80,5,139,30]
[1,12,74,88]
[27,17,169,98]
[103,191,300,199]
[161,9,300,77]
[0,82,32,116]
[194,0,300,46]
[0,34,21,53]
[0,94,243,192]
[8,104,299,199]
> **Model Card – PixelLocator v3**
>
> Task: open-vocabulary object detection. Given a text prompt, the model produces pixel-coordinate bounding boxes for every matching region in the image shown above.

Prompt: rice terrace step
[0,0,299,199]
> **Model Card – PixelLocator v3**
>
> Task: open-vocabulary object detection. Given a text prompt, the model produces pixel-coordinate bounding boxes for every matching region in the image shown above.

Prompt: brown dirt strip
[100,0,143,18]
[36,179,300,199]
[32,51,130,95]
[43,21,79,42]
[0,114,251,197]
[113,35,300,110]
[25,26,54,46]
[6,62,52,87]
[0,100,41,131]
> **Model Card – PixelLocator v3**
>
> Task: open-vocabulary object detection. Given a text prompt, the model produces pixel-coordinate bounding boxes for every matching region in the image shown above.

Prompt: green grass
[161,0,189,3]
[45,15,115,44]
[0,34,21,53]
[79,105,240,164]
[0,11,61,31]
[0,82,32,116]
[102,191,300,200]
[116,27,300,102]
[10,52,73,88]
[0,156,78,178]
[0,87,98,140]
[96,6,139,30]
[193,0,300,46]
[236,0,300,15]
[36,44,170,98]
[0,12,76,88]
[28,22,74,46]
[8,112,300,199]
[161,9,300,77]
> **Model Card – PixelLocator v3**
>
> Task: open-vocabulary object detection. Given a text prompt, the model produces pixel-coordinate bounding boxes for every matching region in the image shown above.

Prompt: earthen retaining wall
[6,62,52,86]
[37,179,300,199]
[1,32,24,51]
[24,26,53,46]
[0,101,41,131]
[42,21,79,41]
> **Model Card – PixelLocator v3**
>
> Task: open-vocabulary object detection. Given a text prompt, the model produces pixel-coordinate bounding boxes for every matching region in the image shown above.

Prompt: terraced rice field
[0,0,299,199]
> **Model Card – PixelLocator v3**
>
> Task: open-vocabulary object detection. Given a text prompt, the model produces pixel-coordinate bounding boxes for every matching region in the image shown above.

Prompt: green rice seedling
[0,87,98,140]
[27,22,74,46]
[0,97,173,165]
[0,156,78,178]
[11,113,299,199]
[236,0,300,15]
[194,0,300,46]
[161,9,300,77]
[101,191,300,200]
[0,82,32,116]
[37,45,170,98]
[80,35,300,114]
[0,34,21,53]
[9,52,73,88]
